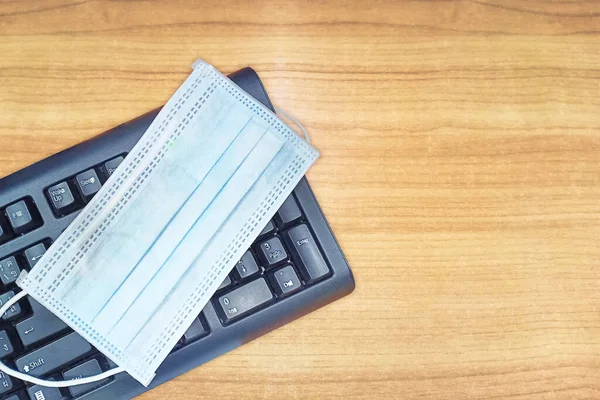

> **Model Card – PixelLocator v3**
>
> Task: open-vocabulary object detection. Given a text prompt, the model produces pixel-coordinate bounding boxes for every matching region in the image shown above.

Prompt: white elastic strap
[275,108,310,144]
[0,290,125,388]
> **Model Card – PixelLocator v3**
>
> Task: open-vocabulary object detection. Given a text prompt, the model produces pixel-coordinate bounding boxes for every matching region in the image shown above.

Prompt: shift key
[15,332,92,377]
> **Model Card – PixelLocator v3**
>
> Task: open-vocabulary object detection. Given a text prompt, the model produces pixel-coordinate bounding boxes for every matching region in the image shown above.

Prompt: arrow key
[0,331,13,358]
[0,291,22,320]
[0,256,20,286]
[0,371,12,394]
[232,251,260,281]
[257,237,288,268]
[24,243,48,269]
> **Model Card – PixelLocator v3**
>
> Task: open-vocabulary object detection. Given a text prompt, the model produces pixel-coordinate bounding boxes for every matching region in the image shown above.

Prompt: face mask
[0,60,319,387]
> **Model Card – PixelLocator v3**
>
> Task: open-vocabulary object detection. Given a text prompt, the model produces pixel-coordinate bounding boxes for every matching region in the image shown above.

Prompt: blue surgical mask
[3,60,319,387]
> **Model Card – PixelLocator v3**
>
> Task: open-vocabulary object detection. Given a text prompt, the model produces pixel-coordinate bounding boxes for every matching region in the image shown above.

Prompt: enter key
[285,224,331,284]
[17,298,68,347]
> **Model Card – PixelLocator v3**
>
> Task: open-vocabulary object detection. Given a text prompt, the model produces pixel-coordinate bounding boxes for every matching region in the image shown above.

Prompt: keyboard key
[0,371,13,394]
[182,317,209,344]
[232,251,260,281]
[6,394,23,400]
[106,358,118,370]
[103,156,124,177]
[285,224,330,284]
[0,291,22,320]
[274,195,302,227]
[216,278,273,324]
[15,332,92,377]
[217,275,232,291]
[6,200,37,235]
[17,298,68,347]
[47,181,78,216]
[0,215,12,243]
[258,220,275,237]
[75,169,102,202]
[0,256,21,285]
[0,330,14,358]
[24,243,47,269]
[270,265,302,297]
[257,237,288,268]
[63,359,108,397]
[27,380,64,400]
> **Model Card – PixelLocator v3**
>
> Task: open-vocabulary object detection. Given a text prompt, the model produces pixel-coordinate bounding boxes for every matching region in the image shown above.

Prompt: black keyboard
[0,67,354,400]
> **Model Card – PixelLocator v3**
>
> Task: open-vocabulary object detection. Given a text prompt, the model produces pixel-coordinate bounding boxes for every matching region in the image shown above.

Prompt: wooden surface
[0,1,599,399]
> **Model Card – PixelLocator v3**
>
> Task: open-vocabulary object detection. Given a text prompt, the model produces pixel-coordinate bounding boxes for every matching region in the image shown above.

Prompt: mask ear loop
[0,291,125,388]
[275,108,310,144]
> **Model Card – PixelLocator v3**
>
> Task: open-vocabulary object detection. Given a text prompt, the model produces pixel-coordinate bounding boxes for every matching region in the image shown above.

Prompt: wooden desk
[0,1,598,398]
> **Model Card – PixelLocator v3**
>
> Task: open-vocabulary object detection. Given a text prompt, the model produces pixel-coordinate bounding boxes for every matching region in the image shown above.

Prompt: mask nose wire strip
[0,290,125,388]
[275,108,310,144]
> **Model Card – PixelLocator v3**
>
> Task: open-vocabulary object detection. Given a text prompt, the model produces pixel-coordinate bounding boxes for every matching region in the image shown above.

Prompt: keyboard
[0,67,354,400]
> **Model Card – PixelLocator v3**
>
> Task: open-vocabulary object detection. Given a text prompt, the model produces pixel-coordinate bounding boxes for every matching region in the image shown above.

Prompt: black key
[17,298,68,347]
[63,359,108,397]
[217,275,232,291]
[182,317,209,344]
[103,156,124,177]
[216,278,273,324]
[0,371,12,394]
[47,181,78,216]
[232,251,260,281]
[0,215,12,243]
[257,237,288,268]
[0,330,14,358]
[75,169,102,202]
[24,243,47,268]
[106,358,118,370]
[285,224,330,284]
[6,200,36,235]
[27,380,64,400]
[0,291,22,320]
[0,256,21,285]
[274,195,302,227]
[258,220,275,237]
[15,332,92,377]
[270,265,302,297]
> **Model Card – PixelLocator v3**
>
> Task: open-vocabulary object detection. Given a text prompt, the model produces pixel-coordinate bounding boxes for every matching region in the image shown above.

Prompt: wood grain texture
[0,0,599,398]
